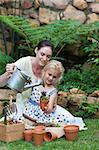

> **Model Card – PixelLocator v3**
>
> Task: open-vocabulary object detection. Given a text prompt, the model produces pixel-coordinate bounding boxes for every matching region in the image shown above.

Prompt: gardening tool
[7,67,41,93]
[6,67,32,93]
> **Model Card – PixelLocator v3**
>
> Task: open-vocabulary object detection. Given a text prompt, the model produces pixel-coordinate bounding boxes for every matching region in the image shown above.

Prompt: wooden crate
[0,122,25,142]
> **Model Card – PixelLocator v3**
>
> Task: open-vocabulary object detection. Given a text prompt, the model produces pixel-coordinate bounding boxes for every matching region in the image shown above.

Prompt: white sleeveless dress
[23,86,86,130]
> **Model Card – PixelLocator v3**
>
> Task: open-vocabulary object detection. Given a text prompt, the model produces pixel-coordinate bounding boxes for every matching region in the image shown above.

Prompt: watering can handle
[16,67,32,83]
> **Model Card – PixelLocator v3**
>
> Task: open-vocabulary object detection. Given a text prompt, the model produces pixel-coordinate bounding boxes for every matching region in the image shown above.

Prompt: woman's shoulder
[16,56,34,63]
[15,56,35,68]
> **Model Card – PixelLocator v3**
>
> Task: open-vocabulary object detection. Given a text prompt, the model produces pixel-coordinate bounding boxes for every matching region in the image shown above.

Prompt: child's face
[44,68,59,85]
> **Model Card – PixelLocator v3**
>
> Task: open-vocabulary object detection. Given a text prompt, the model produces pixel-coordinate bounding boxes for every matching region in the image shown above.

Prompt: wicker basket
[0,122,25,142]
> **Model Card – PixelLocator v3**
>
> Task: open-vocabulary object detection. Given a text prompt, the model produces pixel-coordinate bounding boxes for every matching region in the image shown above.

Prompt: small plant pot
[33,130,45,146]
[24,130,33,142]
[34,125,45,132]
[44,131,58,142]
[40,98,48,111]
[64,125,79,141]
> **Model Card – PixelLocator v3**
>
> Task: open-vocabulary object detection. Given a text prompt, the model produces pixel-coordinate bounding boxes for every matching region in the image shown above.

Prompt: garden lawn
[0,119,99,150]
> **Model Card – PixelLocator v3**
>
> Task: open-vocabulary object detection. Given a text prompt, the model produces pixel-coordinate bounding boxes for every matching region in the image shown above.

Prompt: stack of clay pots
[24,125,45,146]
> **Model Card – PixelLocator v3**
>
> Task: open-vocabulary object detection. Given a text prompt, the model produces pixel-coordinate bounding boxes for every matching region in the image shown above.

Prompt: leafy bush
[74,102,99,118]
[57,65,99,94]
[0,50,14,75]
[0,16,99,65]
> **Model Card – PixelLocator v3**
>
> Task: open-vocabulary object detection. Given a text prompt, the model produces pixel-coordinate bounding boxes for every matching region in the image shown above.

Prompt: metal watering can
[7,67,31,93]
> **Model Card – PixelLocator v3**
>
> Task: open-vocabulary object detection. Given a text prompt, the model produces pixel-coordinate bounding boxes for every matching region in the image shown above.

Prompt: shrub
[57,65,99,94]
[0,50,14,75]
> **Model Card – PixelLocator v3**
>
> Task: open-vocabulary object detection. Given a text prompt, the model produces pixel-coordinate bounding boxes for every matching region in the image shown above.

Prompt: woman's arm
[45,92,57,114]
[6,57,28,73]
[0,72,11,87]
[6,56,33,74]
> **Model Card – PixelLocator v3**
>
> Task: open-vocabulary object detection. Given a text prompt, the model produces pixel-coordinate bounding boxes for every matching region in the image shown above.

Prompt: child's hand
[44,105,53,114]
[44,106,48,110]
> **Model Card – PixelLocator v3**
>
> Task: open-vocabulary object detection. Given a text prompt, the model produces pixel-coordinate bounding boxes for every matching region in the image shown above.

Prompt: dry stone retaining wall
[0,0,99,25]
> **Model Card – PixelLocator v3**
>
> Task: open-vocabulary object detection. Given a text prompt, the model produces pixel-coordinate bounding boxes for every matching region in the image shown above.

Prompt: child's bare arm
[45,93,57,114]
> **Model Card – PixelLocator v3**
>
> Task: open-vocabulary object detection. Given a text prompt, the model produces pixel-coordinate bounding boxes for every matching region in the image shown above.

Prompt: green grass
[0,119,99,150]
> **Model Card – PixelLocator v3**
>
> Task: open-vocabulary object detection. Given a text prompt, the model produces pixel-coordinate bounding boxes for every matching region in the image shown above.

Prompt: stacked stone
[0,0,99,25]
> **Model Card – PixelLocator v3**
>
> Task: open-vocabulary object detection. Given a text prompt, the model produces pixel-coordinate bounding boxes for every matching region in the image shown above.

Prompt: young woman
[6,40,53,120]
[23,60,86,130]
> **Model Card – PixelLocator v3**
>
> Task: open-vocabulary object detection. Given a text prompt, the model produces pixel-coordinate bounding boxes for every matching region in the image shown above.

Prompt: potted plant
[40,92,49,111]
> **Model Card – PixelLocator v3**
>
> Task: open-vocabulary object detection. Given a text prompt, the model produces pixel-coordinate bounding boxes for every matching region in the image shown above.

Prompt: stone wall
[0,0,99,25]
[58,89,99,118]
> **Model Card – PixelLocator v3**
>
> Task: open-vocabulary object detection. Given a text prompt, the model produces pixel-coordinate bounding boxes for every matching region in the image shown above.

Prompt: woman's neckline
[31,58,43,78]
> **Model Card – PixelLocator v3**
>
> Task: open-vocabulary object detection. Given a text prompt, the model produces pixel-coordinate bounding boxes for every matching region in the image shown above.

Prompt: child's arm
[45,92,57,114]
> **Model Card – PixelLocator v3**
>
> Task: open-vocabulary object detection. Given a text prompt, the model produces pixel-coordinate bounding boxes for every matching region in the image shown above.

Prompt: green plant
[0,15,99,65]
[75,102,99,118]
[0,119,99,150]
[57,65,99,94]
[2,101,9,125]
[0,51,14,75]
[41,92,48,101]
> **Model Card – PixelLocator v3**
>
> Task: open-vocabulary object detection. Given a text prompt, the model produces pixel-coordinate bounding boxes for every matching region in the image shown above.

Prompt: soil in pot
[64,125,79,141]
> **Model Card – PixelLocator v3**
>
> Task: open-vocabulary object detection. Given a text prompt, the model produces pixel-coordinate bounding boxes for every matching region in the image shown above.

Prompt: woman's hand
[0,72,12,87]
[6,63,15,73]
[4,71,12,79]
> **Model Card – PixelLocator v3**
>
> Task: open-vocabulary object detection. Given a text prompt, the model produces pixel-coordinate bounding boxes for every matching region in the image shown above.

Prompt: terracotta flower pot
[24,130,33,141]
[40,98,48,111]
[44,131,58,142]
[33,130,45,146]
[64,125,79,141]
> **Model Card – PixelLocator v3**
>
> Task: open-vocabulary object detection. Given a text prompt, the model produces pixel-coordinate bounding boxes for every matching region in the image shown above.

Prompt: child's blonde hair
[42,60,64,83]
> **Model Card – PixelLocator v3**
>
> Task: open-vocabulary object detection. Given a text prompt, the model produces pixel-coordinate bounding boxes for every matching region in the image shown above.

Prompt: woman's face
[43,68,59,85]
[36,46,52,66]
